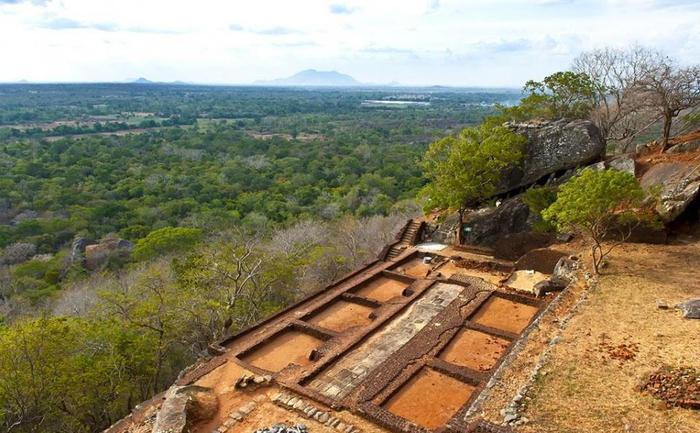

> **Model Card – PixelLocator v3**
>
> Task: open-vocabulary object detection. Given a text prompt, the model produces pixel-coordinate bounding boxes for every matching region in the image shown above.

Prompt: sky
[1,0,699,86]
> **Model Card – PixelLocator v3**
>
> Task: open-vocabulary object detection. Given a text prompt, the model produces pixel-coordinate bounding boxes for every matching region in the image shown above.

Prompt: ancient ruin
[107,219,577,433]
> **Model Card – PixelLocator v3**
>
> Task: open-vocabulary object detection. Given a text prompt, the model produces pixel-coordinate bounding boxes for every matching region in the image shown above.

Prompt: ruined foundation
[107,220,565,433]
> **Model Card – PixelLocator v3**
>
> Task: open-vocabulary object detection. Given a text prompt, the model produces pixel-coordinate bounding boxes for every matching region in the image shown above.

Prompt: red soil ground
[383,367,475,430]
[240,330,322,372]
[440,328,510,372]
[307,300,375,332]
[471,297,539,334]
[354,276,410,302]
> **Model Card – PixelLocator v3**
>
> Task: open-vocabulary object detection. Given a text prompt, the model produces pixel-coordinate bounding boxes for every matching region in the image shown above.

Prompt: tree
[510,71,596,121]
[420,123,525,243]
[0,316,156,433]
[635,58,700,151]
[542,168,655,274]
[172,233,295,344]
[572,46,660,146]
[132,227,202,261]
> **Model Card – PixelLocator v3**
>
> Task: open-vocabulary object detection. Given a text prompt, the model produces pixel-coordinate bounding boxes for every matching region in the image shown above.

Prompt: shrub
[543,168,656,273]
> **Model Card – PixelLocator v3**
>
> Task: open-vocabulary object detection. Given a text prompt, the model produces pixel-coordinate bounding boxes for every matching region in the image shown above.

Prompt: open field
[522,240,700,433]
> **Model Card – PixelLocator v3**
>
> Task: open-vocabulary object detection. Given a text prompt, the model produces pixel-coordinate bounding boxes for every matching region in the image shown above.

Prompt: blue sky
[1,0,699,86]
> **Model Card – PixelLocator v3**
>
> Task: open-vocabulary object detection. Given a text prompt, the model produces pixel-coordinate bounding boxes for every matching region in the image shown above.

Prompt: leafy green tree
[507,71,596,121]
[542,168,655,274]
[132,227,203,261]
[522,185,558,232]
[420,123,525,243]
[0,316,157,433]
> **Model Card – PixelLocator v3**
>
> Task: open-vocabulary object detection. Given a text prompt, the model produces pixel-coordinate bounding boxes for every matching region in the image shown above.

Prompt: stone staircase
[385,220,422,260]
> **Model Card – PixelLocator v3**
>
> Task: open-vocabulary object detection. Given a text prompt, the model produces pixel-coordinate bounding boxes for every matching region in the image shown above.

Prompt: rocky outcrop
[85,238,133,270]
[515,248,568,274]
[666,130,700,154]
[551,256,579,286]
[640,162,700,223]
[590,154,636,176]
[425,212,461,245]
[152,385,218,433]
[426,196,556,258]
[462,196,534,245]
[69,236,95,267]
[502,119,605,193]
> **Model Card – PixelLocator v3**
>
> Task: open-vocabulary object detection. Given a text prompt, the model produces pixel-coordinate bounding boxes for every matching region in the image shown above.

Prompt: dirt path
[522,240,700,433]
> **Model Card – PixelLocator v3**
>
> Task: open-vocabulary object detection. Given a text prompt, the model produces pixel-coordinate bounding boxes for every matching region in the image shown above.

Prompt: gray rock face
[502,119,605,193]
[676,299,700,319]
[589,154,636,175]
[607,154,636,175]
[152,385,218,433]
[425,212,460,244]
[640,162,700,223]
[551,256,579,286]
[667,138,700,154]
[462,196,532,245]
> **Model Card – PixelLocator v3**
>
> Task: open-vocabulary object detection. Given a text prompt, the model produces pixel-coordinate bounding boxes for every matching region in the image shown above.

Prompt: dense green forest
[0,84,519,305]
[0,84,522,432]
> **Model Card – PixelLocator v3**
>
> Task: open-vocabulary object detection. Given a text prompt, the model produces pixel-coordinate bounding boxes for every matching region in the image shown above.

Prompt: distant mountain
[255,69,360,87]
[130,77,153,84]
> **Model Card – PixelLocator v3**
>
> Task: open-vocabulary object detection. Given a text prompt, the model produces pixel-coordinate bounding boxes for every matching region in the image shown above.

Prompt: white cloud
[0,0,698,85]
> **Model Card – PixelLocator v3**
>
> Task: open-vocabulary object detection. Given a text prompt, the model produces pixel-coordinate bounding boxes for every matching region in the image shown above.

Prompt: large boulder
[640,162,700,223]
[85,238,133,270]
[462,196,532,245]
[425,212,461,244]
[152,385,219,433]
[502,119,605,193]
[515,248,568,274]
[551,256,579,286]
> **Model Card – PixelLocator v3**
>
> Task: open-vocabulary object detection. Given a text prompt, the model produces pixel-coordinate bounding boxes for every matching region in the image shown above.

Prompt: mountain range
[254,69,360,87]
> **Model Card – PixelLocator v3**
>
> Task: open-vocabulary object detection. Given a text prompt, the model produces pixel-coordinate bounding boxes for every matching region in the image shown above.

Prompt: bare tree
[572,46,660,147]
[635,59,700,151]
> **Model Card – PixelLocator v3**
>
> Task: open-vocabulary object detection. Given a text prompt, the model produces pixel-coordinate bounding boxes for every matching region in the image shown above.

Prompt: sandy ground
[521,240,700,433]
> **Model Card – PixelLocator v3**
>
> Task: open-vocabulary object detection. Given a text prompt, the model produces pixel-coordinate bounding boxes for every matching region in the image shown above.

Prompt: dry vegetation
[521,240,700,433]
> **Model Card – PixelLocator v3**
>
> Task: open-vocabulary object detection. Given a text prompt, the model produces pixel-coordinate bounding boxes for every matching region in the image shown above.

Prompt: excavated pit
[439,328,511,372]
[390,256,435,278]
[471,296,539,334]
[240,329,323,372]
[383,367,476,430]
[435,261,505,285]
[352,275,411,302]
[306,300,375,333]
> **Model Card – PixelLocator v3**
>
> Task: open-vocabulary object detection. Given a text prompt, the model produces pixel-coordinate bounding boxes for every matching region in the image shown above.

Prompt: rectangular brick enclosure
[215,241,552,433]
[110,222,561,433]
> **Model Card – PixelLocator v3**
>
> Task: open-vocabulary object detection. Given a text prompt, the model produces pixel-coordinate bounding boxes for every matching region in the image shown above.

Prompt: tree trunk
[660,110,673,153]
[457,208,465,245]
